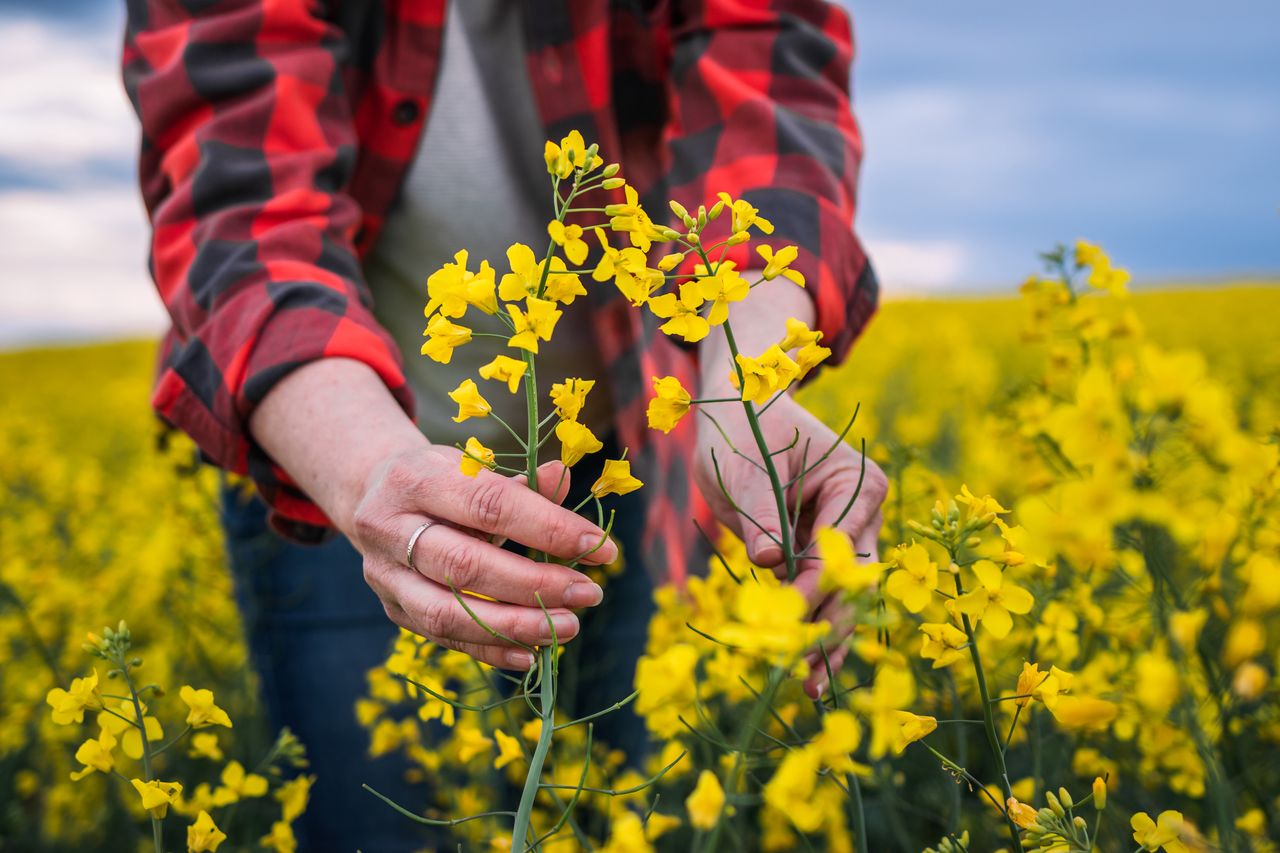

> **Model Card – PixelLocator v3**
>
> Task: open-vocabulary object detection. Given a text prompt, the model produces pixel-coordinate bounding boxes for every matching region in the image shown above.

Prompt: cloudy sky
[0,1,1276,348]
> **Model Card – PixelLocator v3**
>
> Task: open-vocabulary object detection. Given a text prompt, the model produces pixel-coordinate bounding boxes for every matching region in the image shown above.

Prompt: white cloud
[0,18,136,177]
[0,186,166,349]
[862,236,971,294]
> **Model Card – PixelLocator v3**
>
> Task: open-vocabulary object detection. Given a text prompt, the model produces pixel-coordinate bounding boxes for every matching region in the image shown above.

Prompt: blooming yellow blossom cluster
[361,231,1280,851]
[42,622,311,853]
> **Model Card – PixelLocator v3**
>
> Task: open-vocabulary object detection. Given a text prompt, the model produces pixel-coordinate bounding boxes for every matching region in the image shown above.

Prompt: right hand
[350,445,615,670]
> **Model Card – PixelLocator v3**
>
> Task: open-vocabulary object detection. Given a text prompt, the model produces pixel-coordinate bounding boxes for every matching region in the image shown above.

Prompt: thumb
[534,460,571,505]
[734,466,786,569]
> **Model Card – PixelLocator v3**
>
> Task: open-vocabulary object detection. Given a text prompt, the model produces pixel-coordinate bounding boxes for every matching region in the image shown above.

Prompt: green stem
[720,320,798,581]
[120,659,163,853]
[512,652,556,851]
[950,572,1023,853]
[699,666,785,852]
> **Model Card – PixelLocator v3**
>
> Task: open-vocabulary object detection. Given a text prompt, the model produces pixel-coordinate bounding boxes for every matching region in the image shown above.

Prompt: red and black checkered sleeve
[664,0,878,362]
[123,1,413,538]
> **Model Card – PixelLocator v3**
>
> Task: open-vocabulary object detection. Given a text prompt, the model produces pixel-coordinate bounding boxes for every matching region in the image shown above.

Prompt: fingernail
[506,650,535,669]
[580,532,618,563]
[564,581,604,608]
[543,612,579,642]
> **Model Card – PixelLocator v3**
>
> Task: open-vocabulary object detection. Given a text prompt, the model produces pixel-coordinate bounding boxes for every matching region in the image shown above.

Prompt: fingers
[384,600,536,669]
[420,451,617,564]
[808,455,888,543]
[406,517,604,609]
[718,457,786,569]
[373,560,581,654]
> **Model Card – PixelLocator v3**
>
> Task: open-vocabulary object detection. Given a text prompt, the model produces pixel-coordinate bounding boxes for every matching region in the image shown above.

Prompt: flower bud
[1057,787,1073,809]
[697,206,708,228]
[1045,791,1064,818]
[682,214,697,229]
[708,200,725,220]
[669,200,689,219]
[686,231,700,246]
[660,228,683,241]
[965,536,982,548]
[602,162,620,178]
[604,204,624,216]
[1091,777,1107,810]
[602,177,625,190]
[727,230,750,245]
[1072,816,1087,830]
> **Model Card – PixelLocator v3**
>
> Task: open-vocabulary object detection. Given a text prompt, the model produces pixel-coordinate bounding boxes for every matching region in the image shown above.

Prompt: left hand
[694,388,887,698]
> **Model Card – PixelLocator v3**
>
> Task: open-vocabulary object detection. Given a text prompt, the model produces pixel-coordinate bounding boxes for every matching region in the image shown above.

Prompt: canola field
[2,278,1277,851]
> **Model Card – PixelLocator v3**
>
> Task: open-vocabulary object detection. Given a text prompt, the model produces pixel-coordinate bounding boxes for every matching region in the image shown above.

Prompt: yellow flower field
[2,275,1277,850]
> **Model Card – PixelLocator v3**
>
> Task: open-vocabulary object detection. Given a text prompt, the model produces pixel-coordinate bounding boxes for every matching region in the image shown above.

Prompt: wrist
[250,357,428,535]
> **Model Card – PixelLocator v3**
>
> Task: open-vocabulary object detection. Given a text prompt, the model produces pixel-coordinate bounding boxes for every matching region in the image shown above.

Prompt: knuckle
[351,501,386,544]
[436,540,479,590]
[469,478,509,531]
[420,596,459,639]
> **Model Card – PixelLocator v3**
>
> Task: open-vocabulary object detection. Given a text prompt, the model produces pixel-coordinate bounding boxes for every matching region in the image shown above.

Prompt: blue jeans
[221,440,653,852]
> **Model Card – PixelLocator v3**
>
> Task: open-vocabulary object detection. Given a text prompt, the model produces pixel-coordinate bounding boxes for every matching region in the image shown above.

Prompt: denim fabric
[220,440,653,851]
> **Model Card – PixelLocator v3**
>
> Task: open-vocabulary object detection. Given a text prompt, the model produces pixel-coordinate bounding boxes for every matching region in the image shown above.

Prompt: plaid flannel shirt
[123,0,878,584]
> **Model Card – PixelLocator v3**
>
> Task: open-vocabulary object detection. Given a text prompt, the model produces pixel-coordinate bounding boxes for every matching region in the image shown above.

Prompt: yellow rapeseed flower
[460,437,497,477]
[46,670,99,725]
[884,543,939,614]
[555,419,604,468]
[733,345,801,406]
[69,728,116,781]
[919,622,969,669]
[548,220,589,265]
[646,375,692,434]
[550,377,595,421]
[494,729,523,770]
[187,810,227,853]
[757,244,805,287]
[544,130,601,178]
[648,282,710,343]
[179,685,233,729]
[276,774,314,822]
[954,560,1034,638]
[260,820,297,853]
[448,379,492,423]
[506,297,562,353]
[189,732,223,761]
[815,526,882,595]
[591,459,644,498]
[425,250,497,318]
[131,778,183,819]
[420,314,473,364]
[478,354,528,393]
[212,760,269,806]
[716,192,774,236]
[591,227,659,306]
[1131,810,1189,853]
[694,260,749,325]
[686,770,725,830]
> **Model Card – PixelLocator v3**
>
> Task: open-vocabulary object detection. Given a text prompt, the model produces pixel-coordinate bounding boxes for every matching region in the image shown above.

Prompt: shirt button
[392,99,420,126]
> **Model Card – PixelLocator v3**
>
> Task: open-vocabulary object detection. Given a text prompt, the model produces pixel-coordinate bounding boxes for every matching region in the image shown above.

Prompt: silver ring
[405,521,436,571]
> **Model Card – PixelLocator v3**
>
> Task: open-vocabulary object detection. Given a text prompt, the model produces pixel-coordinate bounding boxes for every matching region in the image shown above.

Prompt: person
[123,1,884,849]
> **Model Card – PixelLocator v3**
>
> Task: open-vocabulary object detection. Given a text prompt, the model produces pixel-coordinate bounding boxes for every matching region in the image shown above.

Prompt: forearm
[699,276,815,397]
[248,358,428,537]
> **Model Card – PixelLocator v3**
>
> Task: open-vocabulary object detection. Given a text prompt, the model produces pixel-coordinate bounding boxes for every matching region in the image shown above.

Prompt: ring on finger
[405,520,437,572]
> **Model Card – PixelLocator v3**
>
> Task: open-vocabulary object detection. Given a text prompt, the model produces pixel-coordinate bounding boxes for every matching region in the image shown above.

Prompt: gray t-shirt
[365,0,609,455]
